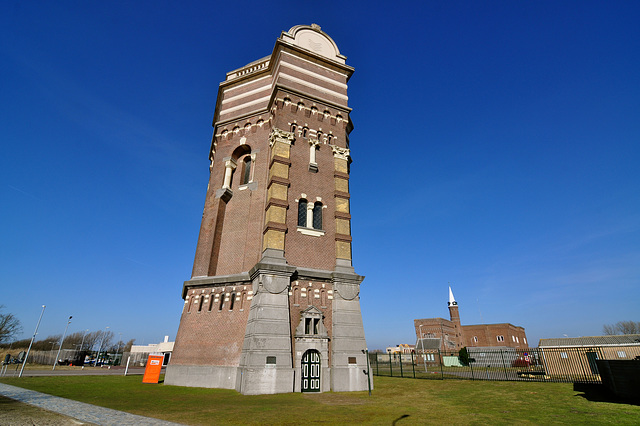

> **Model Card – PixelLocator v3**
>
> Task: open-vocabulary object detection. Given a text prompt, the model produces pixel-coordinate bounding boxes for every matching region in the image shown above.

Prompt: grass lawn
[1,375,638,424]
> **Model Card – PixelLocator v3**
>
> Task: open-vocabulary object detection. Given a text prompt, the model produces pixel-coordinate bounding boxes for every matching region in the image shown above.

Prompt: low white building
[126,336,174,367]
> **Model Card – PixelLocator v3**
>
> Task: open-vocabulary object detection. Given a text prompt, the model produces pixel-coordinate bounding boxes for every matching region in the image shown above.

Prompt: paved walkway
[0,383,183,426]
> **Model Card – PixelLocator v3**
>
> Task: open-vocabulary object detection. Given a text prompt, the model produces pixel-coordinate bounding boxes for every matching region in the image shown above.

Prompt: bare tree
[123,339,135,353]
[603,321,640,335]
[62,331,86,350]
[0,306,22,344]
[83,331,104,351]
[33,335,62,351]
[96,330,114,352]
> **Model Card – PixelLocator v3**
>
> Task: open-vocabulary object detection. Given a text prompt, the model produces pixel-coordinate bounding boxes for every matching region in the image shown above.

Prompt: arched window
[198,296,204,312]
[302,127,309,138]
[219,293,225,310]
[290,123,297,133]
[312,202,322,230]
[208,293,215,311]
[298,199,308,227]
[240,156,251,185]
[327,134,333,144]
[229,292,236,310]
[293,287,300,305]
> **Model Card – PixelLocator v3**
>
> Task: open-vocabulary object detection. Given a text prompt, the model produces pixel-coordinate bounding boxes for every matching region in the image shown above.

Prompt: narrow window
[240,157,251,185]
[473,336,478,343]
[208,293,215,311]
[290,123,297,133]
[313,318,319,334]
[321,290,326,306]
[312,202,322,230]
[298,199,308,227]
[294,287,300,305]
[302,127,308,138]
[327,134,333,143]
[239,292,245,310]
[198,296,204,312]
[305,318,312,334]
[219,293,225,310]
[229,292,236,310]
[187,296,193,313]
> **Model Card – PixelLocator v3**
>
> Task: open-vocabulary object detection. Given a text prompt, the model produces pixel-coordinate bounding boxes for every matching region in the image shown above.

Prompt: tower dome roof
[280,24,346,64]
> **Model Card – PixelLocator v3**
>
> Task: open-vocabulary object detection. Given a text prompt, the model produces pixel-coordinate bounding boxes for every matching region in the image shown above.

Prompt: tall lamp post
[115,332,122,365]
[53,316,72,370]
[94,327,109,366]
[79,329,89,352]
[19,305,46,378]
[418,324,427,373]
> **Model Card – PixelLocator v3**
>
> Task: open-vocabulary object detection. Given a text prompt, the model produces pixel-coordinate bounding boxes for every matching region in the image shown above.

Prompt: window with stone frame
[296,306,327,338]
[312,202,323,230]
[298,199,308,227]
[240,156,251,185]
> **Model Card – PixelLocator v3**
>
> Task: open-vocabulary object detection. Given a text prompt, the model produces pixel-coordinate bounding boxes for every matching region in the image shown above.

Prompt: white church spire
[448,285,457,306]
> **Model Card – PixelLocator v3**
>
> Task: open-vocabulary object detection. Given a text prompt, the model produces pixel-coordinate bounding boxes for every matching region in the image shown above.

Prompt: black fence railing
[369,346,640,384]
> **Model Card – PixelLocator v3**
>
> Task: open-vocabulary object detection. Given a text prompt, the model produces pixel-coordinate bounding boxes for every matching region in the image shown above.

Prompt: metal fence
[369,346,640,384]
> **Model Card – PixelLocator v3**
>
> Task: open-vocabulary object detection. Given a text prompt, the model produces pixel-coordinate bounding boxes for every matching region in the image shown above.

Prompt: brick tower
[165,25,371,395]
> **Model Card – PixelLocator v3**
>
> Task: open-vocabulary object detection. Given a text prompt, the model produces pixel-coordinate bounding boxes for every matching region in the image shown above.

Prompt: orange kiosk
[142,354,164,384]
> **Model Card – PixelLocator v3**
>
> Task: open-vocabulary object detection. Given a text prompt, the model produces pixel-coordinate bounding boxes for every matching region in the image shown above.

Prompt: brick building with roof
[415,287,528,353]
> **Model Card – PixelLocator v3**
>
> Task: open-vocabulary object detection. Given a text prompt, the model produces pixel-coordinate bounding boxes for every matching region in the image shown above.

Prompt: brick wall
[171,284,252,366]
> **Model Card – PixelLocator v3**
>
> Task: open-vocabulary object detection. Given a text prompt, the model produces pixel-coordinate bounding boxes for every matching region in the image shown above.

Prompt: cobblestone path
[0,383,184,426]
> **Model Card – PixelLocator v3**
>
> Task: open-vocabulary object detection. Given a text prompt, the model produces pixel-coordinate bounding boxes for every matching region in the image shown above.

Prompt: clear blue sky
[2,1,638,350]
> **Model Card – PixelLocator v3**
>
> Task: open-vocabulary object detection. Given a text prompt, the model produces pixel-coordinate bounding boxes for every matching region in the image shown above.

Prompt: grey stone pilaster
[331,272,372,392]
[235,260,296,394]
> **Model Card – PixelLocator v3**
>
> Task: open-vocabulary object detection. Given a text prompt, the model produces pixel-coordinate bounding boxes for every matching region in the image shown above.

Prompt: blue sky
[2,1,638,350]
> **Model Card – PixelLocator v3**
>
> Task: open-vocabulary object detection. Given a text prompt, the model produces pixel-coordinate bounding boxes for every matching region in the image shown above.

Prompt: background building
[538,334,640,378]
[415,287,528,353]
[165,25,370,395]
[124,336,174,367]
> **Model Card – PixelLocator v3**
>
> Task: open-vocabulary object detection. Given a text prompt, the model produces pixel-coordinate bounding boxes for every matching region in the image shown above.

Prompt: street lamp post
[19,305,46,378]
[418,324,427,373]
[53,316,72,370]
[94,327,109,366]
[79,329,89,352]
[115,332,122,365]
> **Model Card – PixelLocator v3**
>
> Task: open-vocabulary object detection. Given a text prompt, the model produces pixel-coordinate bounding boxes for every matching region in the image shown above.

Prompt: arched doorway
[301,349,321,392]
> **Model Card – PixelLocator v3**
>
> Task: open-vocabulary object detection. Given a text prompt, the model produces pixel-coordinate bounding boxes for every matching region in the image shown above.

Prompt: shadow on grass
[392,414,409,424]
[574,383,640,406]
